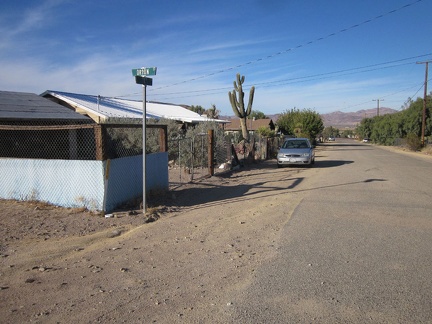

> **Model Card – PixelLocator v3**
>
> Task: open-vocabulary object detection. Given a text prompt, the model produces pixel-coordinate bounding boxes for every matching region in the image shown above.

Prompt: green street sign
[132,67,157,77]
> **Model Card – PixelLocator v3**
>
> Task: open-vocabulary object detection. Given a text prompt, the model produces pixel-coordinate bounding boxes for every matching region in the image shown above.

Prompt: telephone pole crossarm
[373,99,384,117]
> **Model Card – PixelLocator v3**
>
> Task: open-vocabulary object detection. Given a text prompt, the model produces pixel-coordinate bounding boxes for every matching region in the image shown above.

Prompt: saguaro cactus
[228,73,255,141]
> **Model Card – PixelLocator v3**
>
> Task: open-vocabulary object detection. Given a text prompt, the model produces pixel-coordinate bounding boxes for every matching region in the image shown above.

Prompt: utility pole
[373,99,384,117]
[417,60,431,147]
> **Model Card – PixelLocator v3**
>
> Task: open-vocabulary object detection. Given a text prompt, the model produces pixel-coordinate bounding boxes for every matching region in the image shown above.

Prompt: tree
[189,105,205,115]
[277,108,323,140]
[277,108,299,135]
[323,126,339,139]
[354,93,431,145]
[356,117,374,139]
[250,110,267,120]
[228,73,255,141]
[256,126,275,137]
[340,129,354,138]
[301,109,324,139]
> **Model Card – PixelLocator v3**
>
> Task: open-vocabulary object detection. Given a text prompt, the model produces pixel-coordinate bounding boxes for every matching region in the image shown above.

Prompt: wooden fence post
[159,125,168,152]
[94,125,106,160]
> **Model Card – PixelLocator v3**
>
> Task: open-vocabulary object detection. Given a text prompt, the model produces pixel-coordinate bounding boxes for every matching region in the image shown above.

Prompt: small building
[0,90,168,212]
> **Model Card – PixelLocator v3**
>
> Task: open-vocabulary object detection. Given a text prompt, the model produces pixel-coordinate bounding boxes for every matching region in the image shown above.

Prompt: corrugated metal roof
[0,91,91,121]
[42,90,227,124]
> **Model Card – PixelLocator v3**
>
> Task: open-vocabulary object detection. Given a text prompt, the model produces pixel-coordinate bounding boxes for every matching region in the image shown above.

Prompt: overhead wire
[113,0,424,99]
[147,54,431,102]
[149,0,424,92]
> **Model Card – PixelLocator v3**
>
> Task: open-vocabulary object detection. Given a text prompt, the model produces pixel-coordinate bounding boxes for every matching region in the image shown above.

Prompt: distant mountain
[220,108,398,129]
[321,108,398,128]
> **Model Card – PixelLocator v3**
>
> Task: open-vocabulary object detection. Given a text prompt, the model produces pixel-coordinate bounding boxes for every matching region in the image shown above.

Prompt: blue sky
[0,0,431,116]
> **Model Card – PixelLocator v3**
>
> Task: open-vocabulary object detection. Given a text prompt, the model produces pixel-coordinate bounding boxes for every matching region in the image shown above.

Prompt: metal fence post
[208,129,214,176]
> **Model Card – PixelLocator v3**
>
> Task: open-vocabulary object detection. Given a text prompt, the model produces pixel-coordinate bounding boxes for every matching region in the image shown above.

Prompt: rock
[108,229,122,238]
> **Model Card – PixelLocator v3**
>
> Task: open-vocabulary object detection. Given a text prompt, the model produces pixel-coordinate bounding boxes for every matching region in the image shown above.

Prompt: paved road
[230,139,432,323]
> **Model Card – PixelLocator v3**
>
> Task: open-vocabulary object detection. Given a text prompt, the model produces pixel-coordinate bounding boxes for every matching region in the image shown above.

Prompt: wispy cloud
[2,0,65,36]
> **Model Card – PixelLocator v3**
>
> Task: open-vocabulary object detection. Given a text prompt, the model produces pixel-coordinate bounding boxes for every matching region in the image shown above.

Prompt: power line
[146,54,431,100]
[148,0,424,92]
[112,0,425,100]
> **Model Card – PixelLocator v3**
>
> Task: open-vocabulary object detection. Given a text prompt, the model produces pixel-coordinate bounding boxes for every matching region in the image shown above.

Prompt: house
[0,90,168,212]
[224,118,275,134]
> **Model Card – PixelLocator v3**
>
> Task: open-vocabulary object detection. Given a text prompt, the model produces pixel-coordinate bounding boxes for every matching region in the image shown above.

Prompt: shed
[0,90,168,212]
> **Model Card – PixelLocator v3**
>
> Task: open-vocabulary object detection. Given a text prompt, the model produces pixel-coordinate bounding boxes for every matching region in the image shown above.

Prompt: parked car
[277,138,315,168]
[328,137,335,141]
[363,138,370,143]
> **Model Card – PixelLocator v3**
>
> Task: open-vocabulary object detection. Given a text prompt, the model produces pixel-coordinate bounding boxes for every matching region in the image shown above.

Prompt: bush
[406,133,421,151]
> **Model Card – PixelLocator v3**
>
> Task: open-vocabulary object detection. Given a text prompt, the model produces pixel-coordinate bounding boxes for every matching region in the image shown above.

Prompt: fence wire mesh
[1,117,279,206]
[168,134,214,188]
[0,120,169,209]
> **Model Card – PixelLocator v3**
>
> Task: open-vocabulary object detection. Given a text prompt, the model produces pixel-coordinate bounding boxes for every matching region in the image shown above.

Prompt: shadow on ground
[314,160,354,168]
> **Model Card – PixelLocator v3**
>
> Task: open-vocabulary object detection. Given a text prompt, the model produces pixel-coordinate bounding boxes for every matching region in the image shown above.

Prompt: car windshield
[282,140,310,149]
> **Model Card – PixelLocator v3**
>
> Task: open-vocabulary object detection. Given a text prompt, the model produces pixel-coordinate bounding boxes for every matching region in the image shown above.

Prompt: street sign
[135,76,153,86]
[132,67,157,77]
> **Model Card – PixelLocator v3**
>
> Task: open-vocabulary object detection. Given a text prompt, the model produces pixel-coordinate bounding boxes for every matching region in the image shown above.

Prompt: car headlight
[302,153,310,157]
[277,153,284,158]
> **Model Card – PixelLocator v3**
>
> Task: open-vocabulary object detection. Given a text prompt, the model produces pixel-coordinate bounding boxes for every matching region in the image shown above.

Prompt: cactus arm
[245,86,255,116]
[229,91,241,118]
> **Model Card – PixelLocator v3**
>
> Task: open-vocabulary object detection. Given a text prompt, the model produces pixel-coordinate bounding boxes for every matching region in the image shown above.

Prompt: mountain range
[319,107,398,128]
[221,107,398,129]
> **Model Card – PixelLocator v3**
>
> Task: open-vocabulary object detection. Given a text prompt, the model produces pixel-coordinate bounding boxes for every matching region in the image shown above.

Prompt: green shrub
[406,133,421,151]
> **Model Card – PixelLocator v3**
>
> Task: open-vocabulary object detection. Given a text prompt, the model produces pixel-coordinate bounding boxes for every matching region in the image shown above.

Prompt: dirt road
[1,157,319,323]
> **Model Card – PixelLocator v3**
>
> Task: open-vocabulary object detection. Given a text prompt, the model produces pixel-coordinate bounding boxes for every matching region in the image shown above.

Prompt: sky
[0,0,431,117]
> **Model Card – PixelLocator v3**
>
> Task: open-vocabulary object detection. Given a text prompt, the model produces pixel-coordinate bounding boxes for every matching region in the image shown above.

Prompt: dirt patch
[0,200,162,252]
[1,160,310,323]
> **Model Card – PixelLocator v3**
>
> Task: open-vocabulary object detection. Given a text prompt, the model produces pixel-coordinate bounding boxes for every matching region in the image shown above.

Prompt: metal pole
[201,134,204,170]
[142,83,146,213]
[208,129,214,176]
[190,137,194,182]
[178,139,181,184]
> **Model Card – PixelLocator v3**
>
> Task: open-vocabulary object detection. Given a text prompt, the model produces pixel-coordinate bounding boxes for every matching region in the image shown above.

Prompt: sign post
[132,67,157,213]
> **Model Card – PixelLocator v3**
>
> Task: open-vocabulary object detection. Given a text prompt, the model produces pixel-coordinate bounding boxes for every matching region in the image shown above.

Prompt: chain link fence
[0,121,168,160]
[166,131,283,188]
[0,120,168,211]
[1,116,280,207]
[167,133,234,188]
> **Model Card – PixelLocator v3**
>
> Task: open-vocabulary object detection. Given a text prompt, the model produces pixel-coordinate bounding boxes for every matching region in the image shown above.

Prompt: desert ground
[1,157,310,323]
[1,143,431,323]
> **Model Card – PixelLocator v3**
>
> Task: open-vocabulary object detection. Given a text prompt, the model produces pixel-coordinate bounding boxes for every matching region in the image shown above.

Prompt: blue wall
[0,152,168,212]
[103,152,168,211]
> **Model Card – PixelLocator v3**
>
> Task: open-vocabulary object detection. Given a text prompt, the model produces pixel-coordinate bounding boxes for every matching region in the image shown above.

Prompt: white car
[277,138,315,168]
